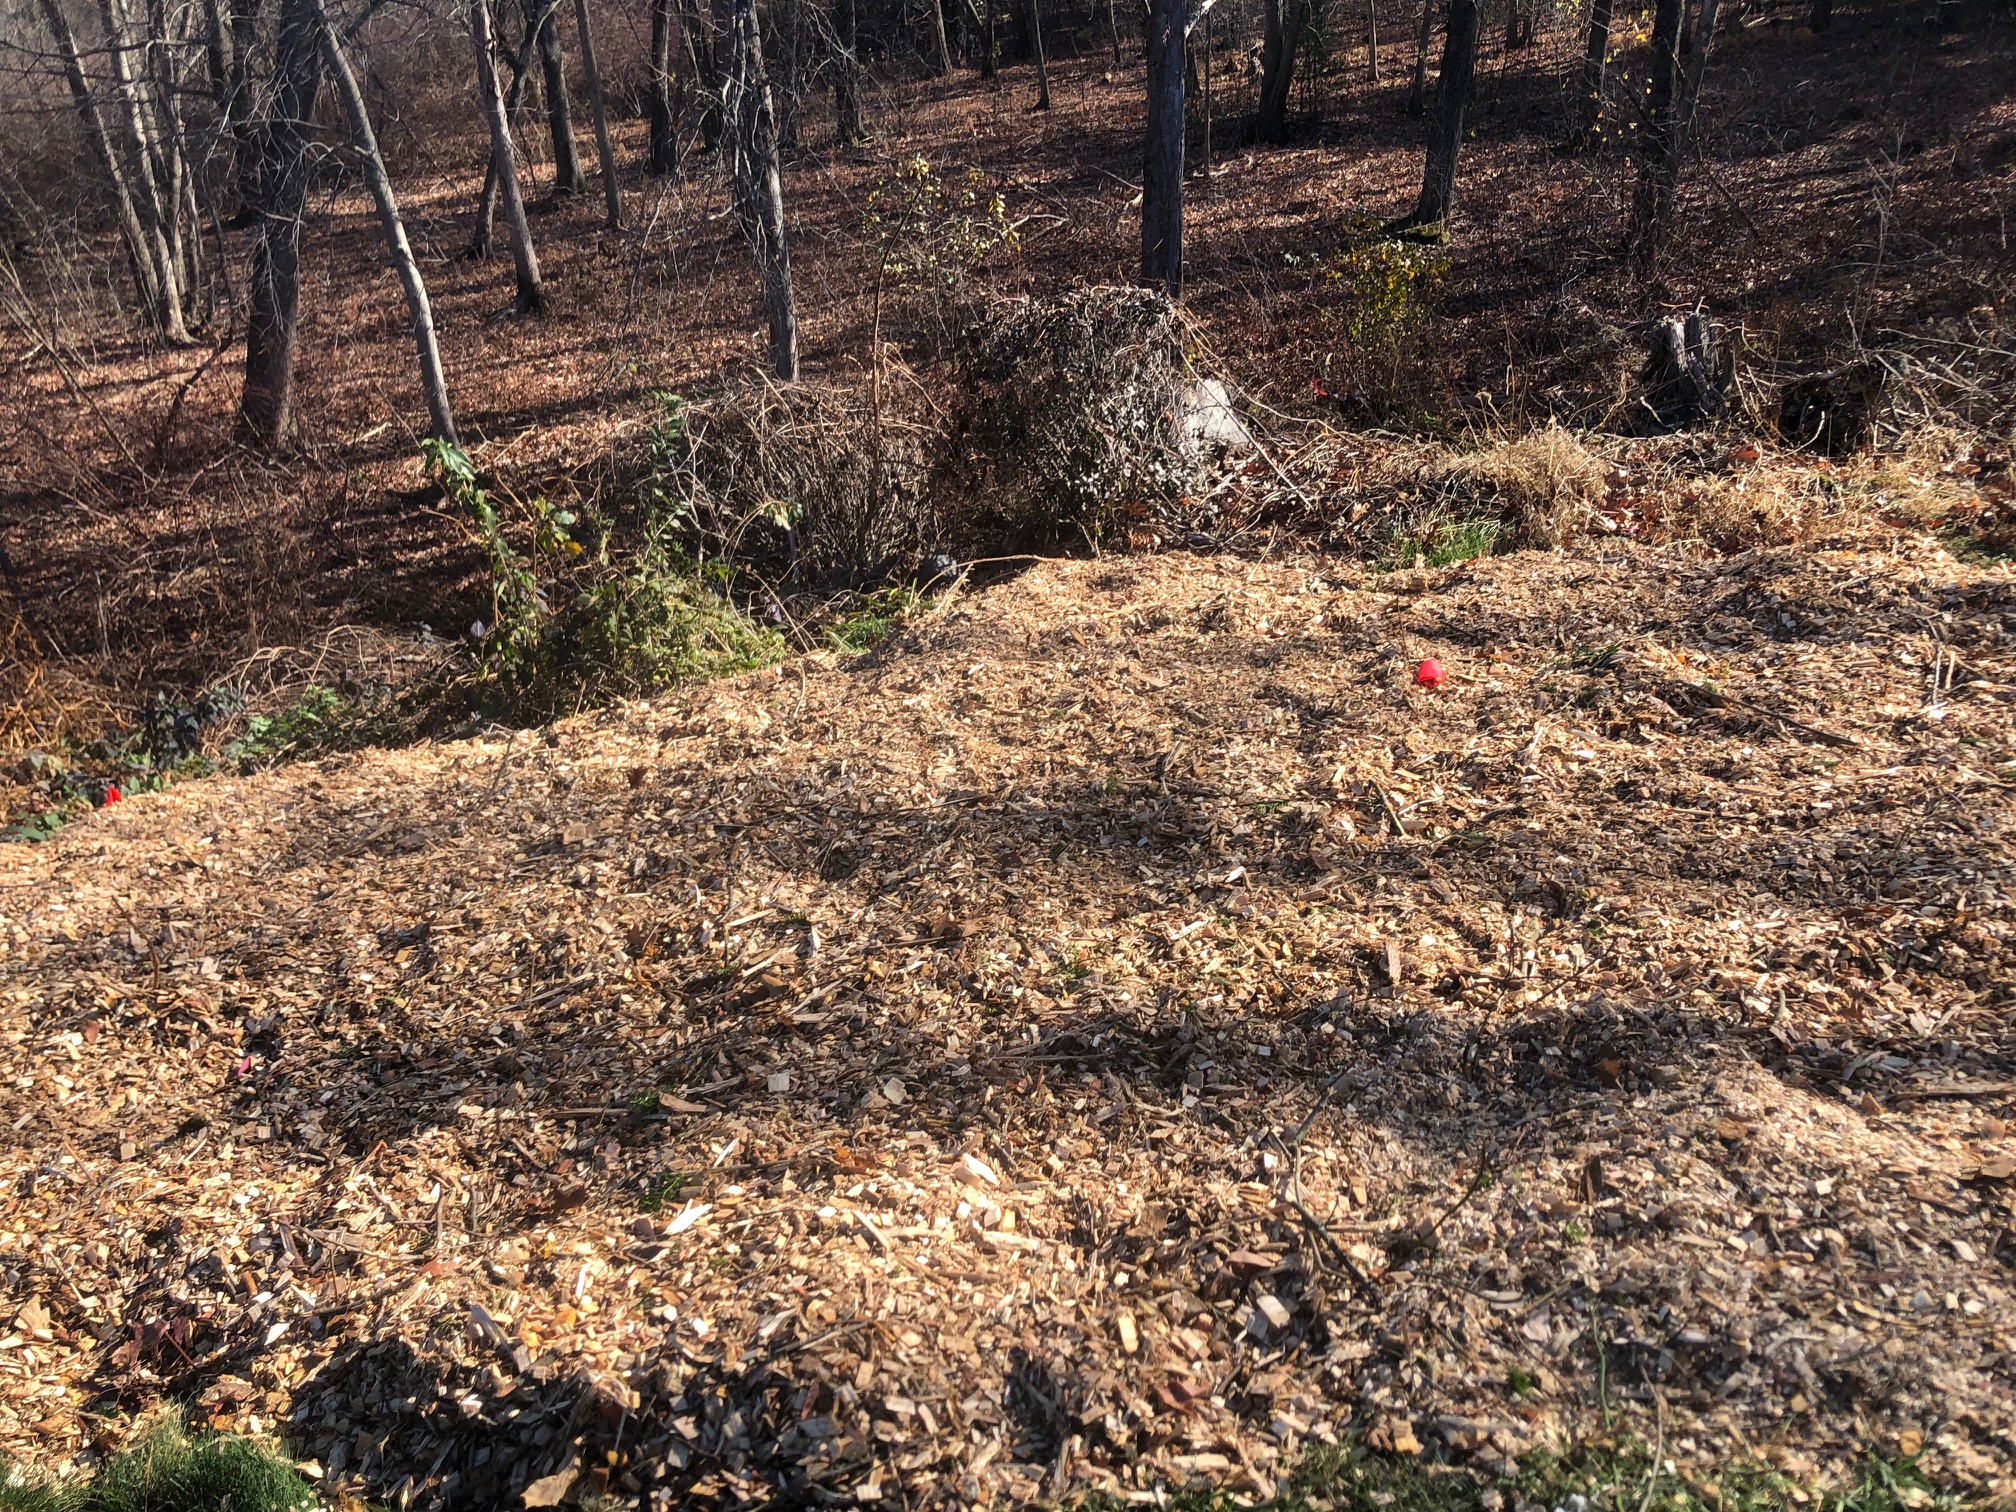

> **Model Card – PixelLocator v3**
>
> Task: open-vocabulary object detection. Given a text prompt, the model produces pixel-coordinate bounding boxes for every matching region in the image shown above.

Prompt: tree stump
[1639,310,1732,427]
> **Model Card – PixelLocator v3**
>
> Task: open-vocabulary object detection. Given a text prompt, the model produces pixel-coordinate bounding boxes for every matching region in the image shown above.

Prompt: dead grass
[1449,424,1608,548]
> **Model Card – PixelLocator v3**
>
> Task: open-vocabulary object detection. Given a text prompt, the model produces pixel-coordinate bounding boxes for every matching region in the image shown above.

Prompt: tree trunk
[199,0,229,100]
[35,0,168,336]
[929,0,953,73]
[98,0,190,342]
[1570,0,1612,147]
[471,11,538,255]
[647,0,679,172]
[1808,0,1829,30]
[1029,0,1051,108]
[1405,0,1433,114]
[525,0,586,194]
[833,0,864,137]
[980,0,996,76]
[146,0,203,317]
[1140,0,1182,294]
[473,0,548,310]
[239,0,324,446]
[1406,0,1479,226]
[1677,0,1720,134]
[1366,0,1379,81]
[572,0,622,225]
[694,0,725,150]
[226,0,263,213]
[1257,0,1309,144]
[317,0,458,443]
[1629,0,1683,275]
[724,0,797,378]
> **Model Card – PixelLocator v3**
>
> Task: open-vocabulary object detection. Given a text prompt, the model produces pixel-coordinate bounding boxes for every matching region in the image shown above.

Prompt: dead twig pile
[938,286,1200,547]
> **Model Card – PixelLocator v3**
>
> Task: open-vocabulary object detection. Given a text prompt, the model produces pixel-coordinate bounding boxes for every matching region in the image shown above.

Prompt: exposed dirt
[2,528,2012,1507]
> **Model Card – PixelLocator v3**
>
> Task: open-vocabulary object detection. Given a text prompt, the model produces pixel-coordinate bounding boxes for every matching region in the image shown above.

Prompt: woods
[1,4,2014,1506]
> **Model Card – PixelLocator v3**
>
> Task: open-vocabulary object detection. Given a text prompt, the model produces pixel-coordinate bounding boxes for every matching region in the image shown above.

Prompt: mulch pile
[2,530,2013,1509]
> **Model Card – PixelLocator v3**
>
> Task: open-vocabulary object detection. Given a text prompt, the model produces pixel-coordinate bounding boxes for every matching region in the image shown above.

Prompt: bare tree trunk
[1405,0,1478,227]
[146,0,203,317]
[473,0,548,310]
[1629,0,1682,276]
[694,0,725,150]
[98,0,191,341]
[1569,0,1612,147]
[647,0,680,171]
[239,0,323,446]
[35,0,167,335]
[226,0,263,213]
[1367,0,1379,81]
[1199,7,1210,186]
[1808,0,1828,29]
[1107,0,1120,63]
[317,0,458,443]
[1257,0,1309,143]
[525,0,586,194]
[1140,0,1182,293]
[199,0,229,99]
[572,0,622,226]
[980,0,996,76]
[833,0,864,138]
[1029,0,1051,108]
[471,11,538,254]
[1405,0,1432,114]
[724,0,797,378]
[1677,0,1720,134]
[937,0,957,73]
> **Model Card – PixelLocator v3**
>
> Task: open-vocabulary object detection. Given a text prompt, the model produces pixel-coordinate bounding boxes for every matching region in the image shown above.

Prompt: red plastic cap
[1415,658,1446,688]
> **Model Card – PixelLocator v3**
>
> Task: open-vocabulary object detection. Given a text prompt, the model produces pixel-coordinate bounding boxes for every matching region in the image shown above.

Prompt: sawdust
[1,531,2013,1508]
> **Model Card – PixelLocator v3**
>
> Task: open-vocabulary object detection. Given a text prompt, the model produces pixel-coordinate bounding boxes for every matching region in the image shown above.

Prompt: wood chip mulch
[3,532,2013,1509]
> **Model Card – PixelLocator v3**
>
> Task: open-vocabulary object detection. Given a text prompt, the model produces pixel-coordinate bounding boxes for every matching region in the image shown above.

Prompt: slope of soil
[2,532,2014,1509]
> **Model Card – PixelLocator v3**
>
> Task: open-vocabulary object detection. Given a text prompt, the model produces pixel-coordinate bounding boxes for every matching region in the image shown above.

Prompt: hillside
[2,533,2012,1508]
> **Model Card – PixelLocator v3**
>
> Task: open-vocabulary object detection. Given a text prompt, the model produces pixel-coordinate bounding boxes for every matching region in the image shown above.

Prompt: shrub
[938,286,1200,547]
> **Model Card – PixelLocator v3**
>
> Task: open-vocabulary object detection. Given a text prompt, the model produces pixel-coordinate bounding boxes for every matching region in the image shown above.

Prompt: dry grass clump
[674,379,936,585]
[937,286,1199,546]
[1449,424,1607,547]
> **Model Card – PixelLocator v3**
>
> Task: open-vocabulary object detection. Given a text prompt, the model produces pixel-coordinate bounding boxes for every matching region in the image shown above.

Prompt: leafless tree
[1403,0,1479,227]
[832,0,864,140]
[1569,0,1612,148]
[316,0,458,442]
[723,0,796,377]
[470,6,537,255]
[1629,0,1683,274]
[1028,0,1050,108]
[646,0,681,171]
[1405,0,1432,114]
[1256,0,1308,143]
[572,0,621,226]
[238,0,324,444]
[472,0,548,310]
[1141,0,1182,293]
[525,0,585,194]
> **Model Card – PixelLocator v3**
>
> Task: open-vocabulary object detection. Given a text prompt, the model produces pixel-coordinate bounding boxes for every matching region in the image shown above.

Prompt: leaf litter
[1,530,2013,1507]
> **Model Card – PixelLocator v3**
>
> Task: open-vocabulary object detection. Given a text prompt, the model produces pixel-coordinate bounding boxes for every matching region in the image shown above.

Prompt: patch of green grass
[1380,514,1505,571]
[1094,1440,1965,1512]
[1,1417,317,1512]
[825,586,923,654]
[638,1170,691,1213]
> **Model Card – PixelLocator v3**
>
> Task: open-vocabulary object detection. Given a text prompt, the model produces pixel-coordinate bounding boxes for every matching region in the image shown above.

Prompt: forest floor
[1,522,2012,1509]
[3,3,2013,741]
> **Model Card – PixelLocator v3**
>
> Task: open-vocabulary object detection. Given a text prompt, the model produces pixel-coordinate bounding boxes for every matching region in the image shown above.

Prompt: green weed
[226,686,386,770]
[0,1416,317,1512]
[1380,514,1505,571]
[638,1170,691,1213]
[825,586,923,654]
